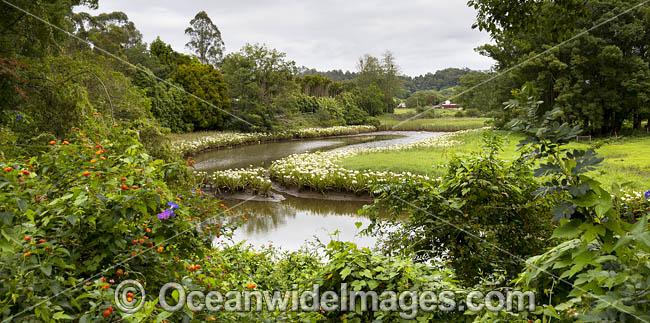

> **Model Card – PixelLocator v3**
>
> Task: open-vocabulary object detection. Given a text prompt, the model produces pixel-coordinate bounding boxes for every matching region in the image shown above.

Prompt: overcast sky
[80,0,495,76]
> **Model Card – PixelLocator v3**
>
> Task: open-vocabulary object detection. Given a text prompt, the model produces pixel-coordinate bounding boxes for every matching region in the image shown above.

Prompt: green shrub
[364,132,556,284]
[0,121,236,321]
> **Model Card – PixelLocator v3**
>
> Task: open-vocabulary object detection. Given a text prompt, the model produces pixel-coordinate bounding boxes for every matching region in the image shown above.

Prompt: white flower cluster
[267,130,478,194]
[173,125,376,156]
[621,191,645,202]
[195,168,272,195]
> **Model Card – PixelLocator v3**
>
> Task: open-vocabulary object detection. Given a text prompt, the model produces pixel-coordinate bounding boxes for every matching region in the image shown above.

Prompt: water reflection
[217,196,375,251]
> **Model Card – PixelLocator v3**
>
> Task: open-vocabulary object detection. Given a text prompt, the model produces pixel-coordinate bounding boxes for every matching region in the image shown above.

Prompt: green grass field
[377,116,491,131]
[341,129,650,192]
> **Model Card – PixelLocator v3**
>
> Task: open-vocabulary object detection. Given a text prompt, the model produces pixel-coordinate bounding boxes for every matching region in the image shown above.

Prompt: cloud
[79,0,494,76]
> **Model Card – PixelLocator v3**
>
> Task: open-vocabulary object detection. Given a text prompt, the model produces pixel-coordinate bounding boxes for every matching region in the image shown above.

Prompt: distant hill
[402,68,479,93]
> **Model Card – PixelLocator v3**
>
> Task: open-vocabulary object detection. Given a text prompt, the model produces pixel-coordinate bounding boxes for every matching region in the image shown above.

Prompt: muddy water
[193,134,403,172]
[215,196,375,250]
[195,131,442,251]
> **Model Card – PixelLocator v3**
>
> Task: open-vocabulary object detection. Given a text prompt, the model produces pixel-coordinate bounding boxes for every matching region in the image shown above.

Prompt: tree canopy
[185,11,225,66]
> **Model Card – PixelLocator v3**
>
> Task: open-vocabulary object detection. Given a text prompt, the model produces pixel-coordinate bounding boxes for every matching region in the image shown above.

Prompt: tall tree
[0,0,98,57]
[471,0,650,134]
[221,43,298,131]
[184,11,225,66]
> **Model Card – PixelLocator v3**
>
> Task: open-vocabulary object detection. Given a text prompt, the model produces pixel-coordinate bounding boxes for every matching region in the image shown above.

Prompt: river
[195,131,442,251]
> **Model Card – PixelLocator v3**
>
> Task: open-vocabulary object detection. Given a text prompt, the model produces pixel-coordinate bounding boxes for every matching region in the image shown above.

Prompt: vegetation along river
[196,131,442,251]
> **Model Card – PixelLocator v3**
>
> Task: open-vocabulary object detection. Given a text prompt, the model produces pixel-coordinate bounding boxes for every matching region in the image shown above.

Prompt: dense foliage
[363,132,556,284]
[469,0,650,135]
[401,68,478,95]
[505,86,650,321]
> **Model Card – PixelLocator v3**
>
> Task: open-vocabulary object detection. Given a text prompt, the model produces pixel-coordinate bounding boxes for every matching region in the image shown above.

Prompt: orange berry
[90,159,96,163]
[157,246,164,252]
[116,269,123,276]
[49,141,56,145]
[23,251,32,257]
[3,167,13,172]
[83,171,90,177]
[24,236,30,241]
[102,309,111,317]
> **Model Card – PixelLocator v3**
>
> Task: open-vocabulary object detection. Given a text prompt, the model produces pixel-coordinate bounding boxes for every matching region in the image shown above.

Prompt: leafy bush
[0,121,236,321]
[313,241,464,322]
[132,67,191,133]
[363,132,556,284]
[505,86,650,321]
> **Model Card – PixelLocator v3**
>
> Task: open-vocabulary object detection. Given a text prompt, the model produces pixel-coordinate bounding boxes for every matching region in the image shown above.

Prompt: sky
[80,0,495,77]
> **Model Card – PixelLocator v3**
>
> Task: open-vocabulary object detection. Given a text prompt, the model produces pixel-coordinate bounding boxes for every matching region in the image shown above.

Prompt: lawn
[341,129,650,192]
[377,116,491,131]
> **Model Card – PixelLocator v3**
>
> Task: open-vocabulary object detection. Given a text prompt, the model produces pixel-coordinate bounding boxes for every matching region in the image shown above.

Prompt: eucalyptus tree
[185,11,225,66]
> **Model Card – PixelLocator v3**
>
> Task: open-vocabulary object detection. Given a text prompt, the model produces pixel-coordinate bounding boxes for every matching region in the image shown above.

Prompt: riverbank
[342,129,650,192]
[172,125,377,156]
[193,131,450,196]
[377,115,491,131]
[268,130,469,194]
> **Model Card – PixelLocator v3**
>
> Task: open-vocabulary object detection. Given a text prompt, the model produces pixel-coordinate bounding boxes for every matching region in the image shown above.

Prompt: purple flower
[16,115,21,121]
[157,209,172,219]
[645,190,650,199]
[167,201,179,209]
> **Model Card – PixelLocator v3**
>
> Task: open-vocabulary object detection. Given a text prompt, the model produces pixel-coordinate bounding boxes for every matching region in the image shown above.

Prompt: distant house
[442,104,459,109]
[397,102,406,108]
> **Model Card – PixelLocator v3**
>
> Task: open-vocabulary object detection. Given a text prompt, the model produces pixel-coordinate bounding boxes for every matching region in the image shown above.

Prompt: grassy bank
[377,116,491,131]
[171,125,376,156]
[341,129,650,192]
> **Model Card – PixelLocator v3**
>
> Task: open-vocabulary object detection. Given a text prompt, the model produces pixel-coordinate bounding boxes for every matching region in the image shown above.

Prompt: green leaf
[552,219,581,239]
[340,267,352,280]
[16,199,27,213]
[40,265,52,276]
[52,312,73,320]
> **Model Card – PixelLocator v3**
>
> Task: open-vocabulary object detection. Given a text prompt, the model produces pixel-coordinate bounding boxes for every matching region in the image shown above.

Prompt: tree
[356,52,403,114]
[185,11,225,66]
[472,0,650,134]
[221,43,298,131]
[356,84,385,116]
[172,62,230,131]
[133,67,189,132]
[0,0,98,58]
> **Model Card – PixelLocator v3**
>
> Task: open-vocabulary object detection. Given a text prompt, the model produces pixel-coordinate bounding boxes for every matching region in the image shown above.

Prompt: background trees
[468,0,650,135]
[355,52,403,115]
[171,62,230,131]
[185,11,225,66]
[220,43,298,131]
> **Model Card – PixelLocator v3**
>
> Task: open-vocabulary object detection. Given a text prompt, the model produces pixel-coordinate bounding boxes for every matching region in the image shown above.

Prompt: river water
[196,131,442,251]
